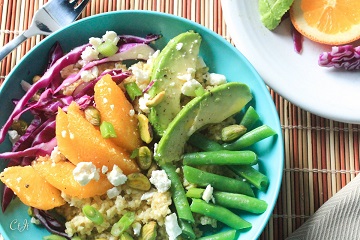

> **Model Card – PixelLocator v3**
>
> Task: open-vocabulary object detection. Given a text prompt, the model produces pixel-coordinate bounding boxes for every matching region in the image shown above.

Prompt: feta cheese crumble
[165,213,182,240]
[107,165,127,186]
[149,170,171,193]
[202,184,214,203]
[208,73,226,86]
[8,130,20,145]
[138,93,151,113]
[106,187,121,199]
[102,31,120,45]
[181,78,202,97]
[72,162,100,186]
[176,42,183,50]
[81,46,99,62]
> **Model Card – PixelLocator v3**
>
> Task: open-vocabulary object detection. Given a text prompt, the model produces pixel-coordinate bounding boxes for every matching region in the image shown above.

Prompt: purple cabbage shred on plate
[318,45,360,70]
[291,24,303,54]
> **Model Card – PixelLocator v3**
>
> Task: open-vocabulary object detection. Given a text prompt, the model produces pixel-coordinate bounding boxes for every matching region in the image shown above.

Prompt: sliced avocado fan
[148,31,202,136]
[154,82,253,164]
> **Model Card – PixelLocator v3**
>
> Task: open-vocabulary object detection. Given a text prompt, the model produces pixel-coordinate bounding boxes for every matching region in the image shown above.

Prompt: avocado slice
[149,31,202,136]
[154,82,253,164]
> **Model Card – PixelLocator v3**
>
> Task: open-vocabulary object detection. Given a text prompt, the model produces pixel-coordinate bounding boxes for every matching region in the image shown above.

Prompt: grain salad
[0,30,275,240]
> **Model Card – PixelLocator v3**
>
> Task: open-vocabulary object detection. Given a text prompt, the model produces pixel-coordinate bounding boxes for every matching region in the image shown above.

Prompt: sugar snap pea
[161,163,195,224]
[186,188,267,214]
[197,229,236,240]
[239,106,260,130]
[190,199,251,230]
[229,165,269,191]
[182,150,257,166]
[223,125,276,150]
[183,166,254,197]
[188,132,224,152]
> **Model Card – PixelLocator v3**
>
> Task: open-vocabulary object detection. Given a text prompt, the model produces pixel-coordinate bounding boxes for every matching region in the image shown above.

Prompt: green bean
[188,132,224,152]
[111,212,135,237]
[190,199,251,230]
[229,165,269,191]
[82,205,104,225]
[183,166,254,197]
[223,125,276,150]
[213,191,268,214]
[179,219,196,240]
[161,163,195,223]
[197,229,237,240]
[240,106,260,130]
[186,188,267,214]
[182,150,257,166]
[42,235,67,240]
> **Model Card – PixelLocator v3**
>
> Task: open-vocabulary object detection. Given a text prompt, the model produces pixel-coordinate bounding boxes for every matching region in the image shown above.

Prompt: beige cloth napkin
[286,174,360,240]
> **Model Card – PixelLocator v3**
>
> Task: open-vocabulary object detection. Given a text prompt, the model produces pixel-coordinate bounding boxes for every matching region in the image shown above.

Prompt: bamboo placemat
[0,1,359,239]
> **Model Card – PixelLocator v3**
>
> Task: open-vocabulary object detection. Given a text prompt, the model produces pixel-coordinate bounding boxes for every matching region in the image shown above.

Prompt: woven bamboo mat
[0,1,359,239]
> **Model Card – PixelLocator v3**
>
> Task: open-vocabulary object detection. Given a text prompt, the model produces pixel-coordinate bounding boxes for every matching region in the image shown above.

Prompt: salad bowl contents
[0,11,283,240]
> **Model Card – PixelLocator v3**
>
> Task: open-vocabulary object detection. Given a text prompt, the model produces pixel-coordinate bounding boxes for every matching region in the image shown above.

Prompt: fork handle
[0,33,27,62]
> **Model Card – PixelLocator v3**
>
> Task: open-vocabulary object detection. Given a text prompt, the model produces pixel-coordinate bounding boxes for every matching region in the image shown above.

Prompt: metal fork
[0,0,90,62]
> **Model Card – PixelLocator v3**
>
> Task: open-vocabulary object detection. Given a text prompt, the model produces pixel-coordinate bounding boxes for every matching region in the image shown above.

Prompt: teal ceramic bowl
[0,11,283,240]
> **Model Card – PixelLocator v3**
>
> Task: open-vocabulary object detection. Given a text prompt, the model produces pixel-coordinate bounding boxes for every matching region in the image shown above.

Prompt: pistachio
[137,146,152,170]
[27,207,33,217]
[145,91,166,107]
[10,119,28,135]
[221,124,247,142]
[137,114,153,144]
[126,173,151,191]
[32,75,41,83]
[84,106,101,126]
[140,221,157,240]
[119,233,134,240]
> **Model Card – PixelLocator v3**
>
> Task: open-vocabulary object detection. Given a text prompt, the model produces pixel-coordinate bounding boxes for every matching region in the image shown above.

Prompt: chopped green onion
[111,212,135,237]
[125,82,143,101]
[82,205,104,225]
[100,121,117,138]
[42,235,67,240]
[97,40,119,57]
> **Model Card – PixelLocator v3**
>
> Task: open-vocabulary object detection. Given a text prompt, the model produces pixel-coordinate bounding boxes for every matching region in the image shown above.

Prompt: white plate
[221,0,360,124]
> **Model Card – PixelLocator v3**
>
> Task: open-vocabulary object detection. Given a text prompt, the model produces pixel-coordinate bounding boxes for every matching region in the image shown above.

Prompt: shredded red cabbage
[0,33,160,213]
[318,45,360,70]
[32,208,70,239]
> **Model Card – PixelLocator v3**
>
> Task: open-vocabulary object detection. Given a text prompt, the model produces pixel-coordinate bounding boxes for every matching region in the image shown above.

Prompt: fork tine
[74,0,90,14]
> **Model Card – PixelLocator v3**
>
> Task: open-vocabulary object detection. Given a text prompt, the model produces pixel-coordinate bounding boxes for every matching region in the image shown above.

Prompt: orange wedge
[56,103,139,174]
[290,0,360,45]
[33,158,113,199]
[0,166,65,210]
[94,74,141,152]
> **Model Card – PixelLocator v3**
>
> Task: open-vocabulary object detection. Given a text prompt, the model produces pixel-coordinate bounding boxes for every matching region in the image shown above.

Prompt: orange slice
[290,0,360,45]
[0,166,65,210]
[33,157,113,199]
[94,74,141,152]
[56,103,139,174]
